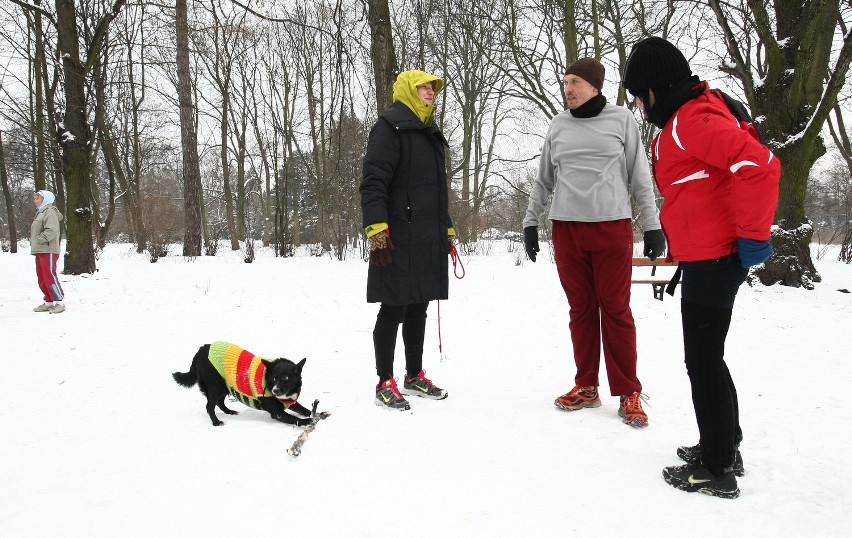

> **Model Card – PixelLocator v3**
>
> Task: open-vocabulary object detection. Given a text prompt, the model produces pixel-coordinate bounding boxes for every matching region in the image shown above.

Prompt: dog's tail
[172,368,196,387]
[172,355,198,388]
[174,345,208,388]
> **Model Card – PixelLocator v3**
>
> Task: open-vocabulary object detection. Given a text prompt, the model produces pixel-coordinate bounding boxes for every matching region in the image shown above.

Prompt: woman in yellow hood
[391,69,445,124]
[359,69,454,410]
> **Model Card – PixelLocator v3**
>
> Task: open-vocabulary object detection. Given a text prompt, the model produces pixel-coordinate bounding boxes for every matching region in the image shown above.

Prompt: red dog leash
[438,244,466,359]
[449,243,465,279]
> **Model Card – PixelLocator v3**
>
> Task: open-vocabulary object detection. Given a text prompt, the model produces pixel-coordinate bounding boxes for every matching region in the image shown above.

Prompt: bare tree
[176,0,203,256]
[703,0,852,288]
[30,1,49,192]
[433,0,514,243]
[366,0,398,114]
[826,105,852,262]
[54,0,127,274]
[0,131,18,252]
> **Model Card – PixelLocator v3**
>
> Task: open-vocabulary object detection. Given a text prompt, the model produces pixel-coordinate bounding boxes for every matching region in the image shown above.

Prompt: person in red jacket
[623,37,780,499]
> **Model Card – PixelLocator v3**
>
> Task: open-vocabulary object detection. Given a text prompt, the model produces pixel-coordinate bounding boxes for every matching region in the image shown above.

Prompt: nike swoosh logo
[380,393,391,403]
[687,475,712,485]
[414,384,429,393]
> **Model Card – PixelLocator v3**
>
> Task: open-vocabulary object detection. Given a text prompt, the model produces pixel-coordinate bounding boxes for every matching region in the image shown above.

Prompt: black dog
[173,342,317,427]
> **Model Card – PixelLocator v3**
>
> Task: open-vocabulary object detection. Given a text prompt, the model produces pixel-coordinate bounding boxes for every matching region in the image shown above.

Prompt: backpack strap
[711,89,763,143]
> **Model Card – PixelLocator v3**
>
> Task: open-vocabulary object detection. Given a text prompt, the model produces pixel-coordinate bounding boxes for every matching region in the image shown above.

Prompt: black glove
[524,226,540,262]
[368,230,394,266]
[643,229,666,261]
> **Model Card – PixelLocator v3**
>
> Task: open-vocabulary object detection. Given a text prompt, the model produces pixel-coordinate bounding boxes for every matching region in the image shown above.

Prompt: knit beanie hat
[565,58,605,91]
[622,37,692,92]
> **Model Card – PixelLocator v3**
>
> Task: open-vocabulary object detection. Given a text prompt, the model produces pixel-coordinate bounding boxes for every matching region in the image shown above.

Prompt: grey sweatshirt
[524,104,661,231]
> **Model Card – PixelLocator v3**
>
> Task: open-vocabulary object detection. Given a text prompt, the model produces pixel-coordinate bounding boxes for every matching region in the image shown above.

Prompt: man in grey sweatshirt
[523,58,664,427]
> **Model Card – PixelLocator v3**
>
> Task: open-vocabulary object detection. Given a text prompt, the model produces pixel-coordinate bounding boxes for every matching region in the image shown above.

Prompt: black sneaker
[677,442,745,477]
[663,463,740,499]
[402,370,448,400]
[375,378,410,411]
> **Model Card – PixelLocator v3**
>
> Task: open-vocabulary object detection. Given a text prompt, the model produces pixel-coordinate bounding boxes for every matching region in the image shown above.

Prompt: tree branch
[8,0,55,25]
[230,0,333,37]
[745,0,780,50]
[827,105,852,174]
[230,0,300,24]
[708,0,755,104]
[801,26,852,147]
[84,0,127,75]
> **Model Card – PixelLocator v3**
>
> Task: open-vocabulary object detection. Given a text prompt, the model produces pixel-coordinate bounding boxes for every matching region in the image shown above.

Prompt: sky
[1,241,851,537]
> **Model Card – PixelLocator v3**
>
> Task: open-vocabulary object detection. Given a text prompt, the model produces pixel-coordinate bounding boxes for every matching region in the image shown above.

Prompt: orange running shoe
[554,385,601,411]
[619,392,649,427]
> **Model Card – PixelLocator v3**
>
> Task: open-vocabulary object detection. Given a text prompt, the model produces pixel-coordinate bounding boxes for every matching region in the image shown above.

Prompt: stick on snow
[287,399,330,457]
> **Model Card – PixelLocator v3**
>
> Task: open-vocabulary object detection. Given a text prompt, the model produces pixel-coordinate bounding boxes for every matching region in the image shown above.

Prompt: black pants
[680,258,747,476]
[373,302,428,383]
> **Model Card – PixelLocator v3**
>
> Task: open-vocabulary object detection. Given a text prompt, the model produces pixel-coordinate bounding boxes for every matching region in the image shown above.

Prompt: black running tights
[681,262,747,476]
[373,302,428,383]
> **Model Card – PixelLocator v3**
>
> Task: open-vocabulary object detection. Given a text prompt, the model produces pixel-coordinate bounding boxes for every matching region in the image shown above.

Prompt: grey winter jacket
[30,204,63,255]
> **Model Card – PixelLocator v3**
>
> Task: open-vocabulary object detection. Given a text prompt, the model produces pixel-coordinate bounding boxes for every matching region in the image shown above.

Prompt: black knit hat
[622,37,692,91]
[565,58,605,91]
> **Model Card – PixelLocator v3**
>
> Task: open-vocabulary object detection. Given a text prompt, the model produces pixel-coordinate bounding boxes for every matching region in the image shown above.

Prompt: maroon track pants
[35,253,64,303]
[551,220,641,396]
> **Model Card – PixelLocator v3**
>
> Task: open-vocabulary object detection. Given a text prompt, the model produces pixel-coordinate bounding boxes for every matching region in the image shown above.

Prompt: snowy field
[1,240,851,537]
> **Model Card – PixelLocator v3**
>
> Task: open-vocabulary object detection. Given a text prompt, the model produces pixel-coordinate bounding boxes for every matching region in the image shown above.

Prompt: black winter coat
[360,102,452,305]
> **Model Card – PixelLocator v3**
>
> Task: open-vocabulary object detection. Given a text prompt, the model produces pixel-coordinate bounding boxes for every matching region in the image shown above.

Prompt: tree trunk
[91,47,116,250]
[758,142,823,288]
[250,93,273,247]
[367,0,398,114]
[97,139,117,249]
[127,17,147,254]
[99,130,141,246]
[220,95,239,250]
[0,131,18,253]
[38,22,66,219]
[746,1,836,289]
[709,0,852,288]
[33,2,47,192]
[176,0,203,256]
[55,0,96,274]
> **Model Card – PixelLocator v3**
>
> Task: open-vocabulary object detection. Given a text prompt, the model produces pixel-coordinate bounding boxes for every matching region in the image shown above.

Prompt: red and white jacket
[652,82,780,262]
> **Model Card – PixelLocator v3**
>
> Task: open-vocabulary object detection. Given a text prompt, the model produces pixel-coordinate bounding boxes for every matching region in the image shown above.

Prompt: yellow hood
[392,70,444,124]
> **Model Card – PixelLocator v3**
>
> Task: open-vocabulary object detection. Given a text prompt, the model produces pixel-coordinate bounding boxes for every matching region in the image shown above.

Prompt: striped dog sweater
[207,341,273,410]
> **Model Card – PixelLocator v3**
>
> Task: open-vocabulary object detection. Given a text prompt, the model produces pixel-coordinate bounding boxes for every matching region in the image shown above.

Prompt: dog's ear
[297,358,306,371]
[261,358,272,367]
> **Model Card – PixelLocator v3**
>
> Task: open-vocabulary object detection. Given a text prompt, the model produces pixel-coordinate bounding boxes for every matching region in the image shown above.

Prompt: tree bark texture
[55,0,96,274]
[711,0,852,288]
[32,3,47,192]
[0,131,18,253]
[367,0,398,115]
[176,0,203,256]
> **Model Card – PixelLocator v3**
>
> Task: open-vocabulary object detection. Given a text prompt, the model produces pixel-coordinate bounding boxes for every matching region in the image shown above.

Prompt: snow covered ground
[1,241,850,536]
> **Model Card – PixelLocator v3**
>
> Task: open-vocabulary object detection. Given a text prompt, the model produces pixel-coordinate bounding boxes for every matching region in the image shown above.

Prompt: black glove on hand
[524,226,540,262]
[643,229,666,261]
[369,230,394,267]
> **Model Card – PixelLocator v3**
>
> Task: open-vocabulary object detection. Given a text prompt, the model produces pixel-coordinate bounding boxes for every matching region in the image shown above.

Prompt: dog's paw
[212,420,224,426]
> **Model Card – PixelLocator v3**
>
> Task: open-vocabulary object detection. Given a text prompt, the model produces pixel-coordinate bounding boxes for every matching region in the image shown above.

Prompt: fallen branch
[287,399,330,457]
